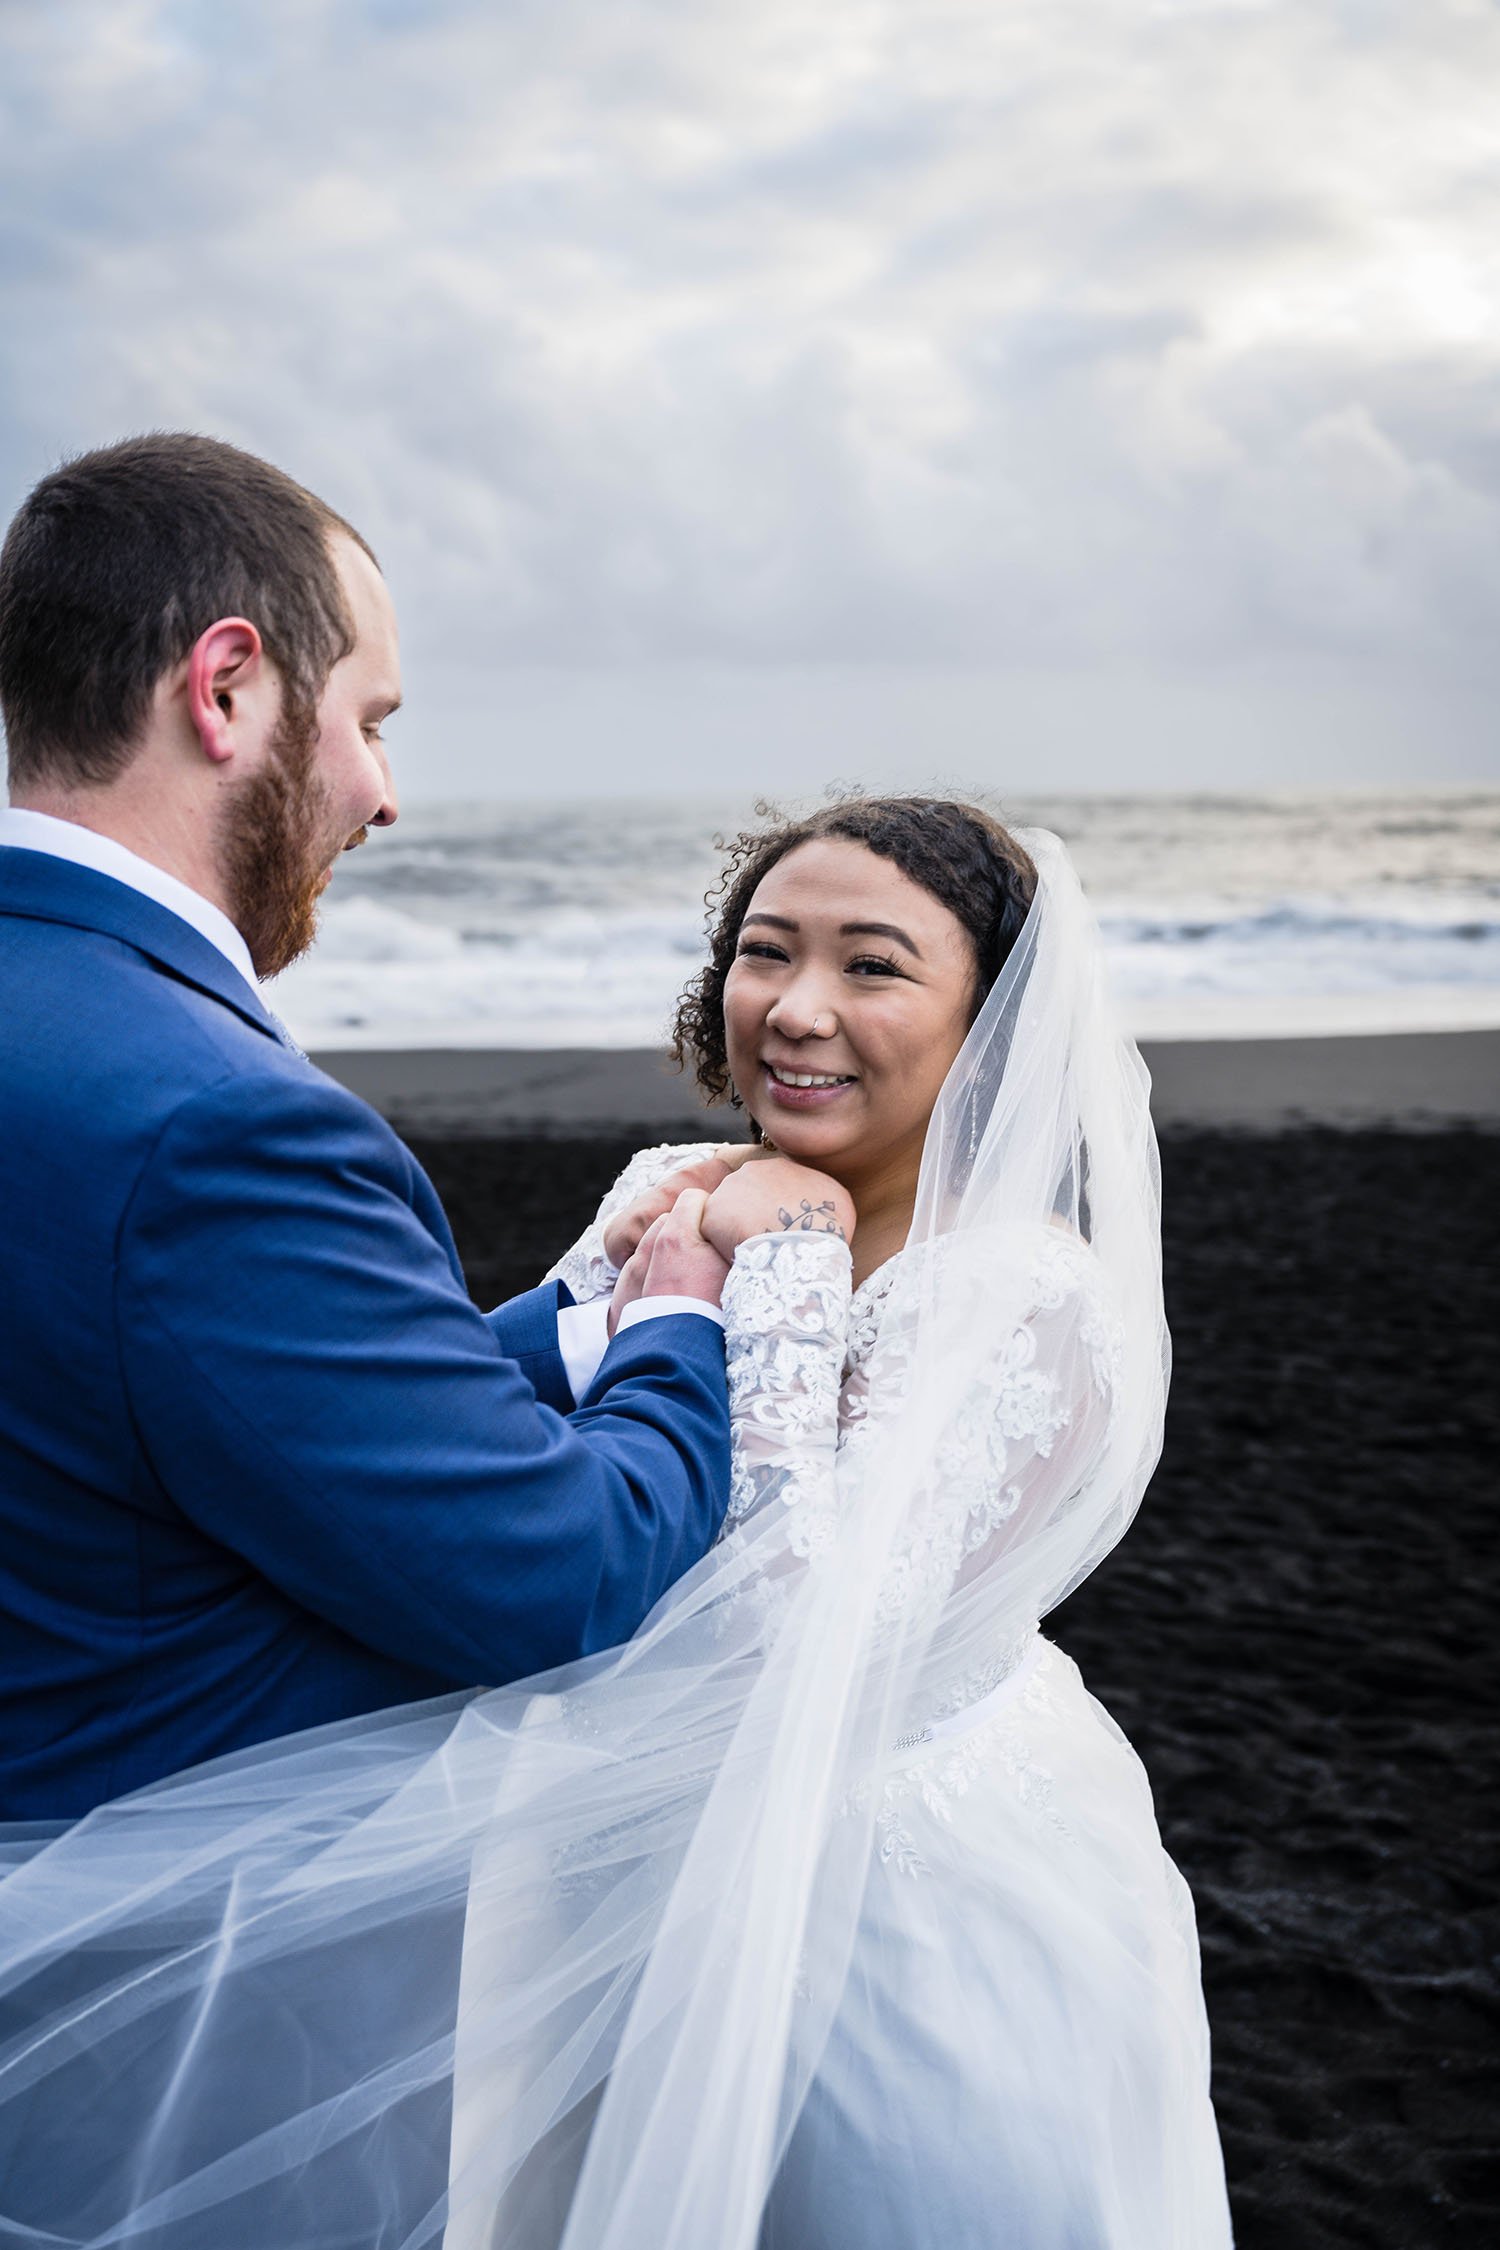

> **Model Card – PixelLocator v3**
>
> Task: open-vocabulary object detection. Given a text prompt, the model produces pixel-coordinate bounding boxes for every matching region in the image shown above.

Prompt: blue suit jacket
[0,848,730,1820]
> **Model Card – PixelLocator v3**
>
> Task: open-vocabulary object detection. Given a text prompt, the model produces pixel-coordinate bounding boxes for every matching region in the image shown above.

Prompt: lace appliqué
[719,1222,1122,1631]
[1031,1224,1126,1401]
[925,1636,1041,1726]
[863,1660,1075,1879]
[545,1141,721,1305]
[720,1233,851,1558]
[565,1157,1126,1764]
[839,1233,1120,1635]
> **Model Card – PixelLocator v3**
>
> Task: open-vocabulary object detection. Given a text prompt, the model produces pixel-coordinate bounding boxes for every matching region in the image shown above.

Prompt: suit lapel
[0,846,288,1048]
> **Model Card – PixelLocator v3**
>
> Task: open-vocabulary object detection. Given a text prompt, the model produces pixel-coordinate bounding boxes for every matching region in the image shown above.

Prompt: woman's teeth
[768,1065,854,1088]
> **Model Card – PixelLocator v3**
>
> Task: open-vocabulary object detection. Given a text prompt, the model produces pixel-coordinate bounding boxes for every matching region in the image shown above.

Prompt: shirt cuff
[556,1298,612,1407]
[617,1295,727,1334]
[556,1295,727,1405]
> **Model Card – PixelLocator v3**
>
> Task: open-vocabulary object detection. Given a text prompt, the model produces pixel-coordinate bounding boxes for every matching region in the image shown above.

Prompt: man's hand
[700,1158,855,1262]
[608,1188,731,1336]
[601,1147,757,1271]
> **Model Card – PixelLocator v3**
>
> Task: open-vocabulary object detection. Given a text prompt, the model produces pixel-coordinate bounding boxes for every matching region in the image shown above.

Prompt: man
[0,434,850,1820]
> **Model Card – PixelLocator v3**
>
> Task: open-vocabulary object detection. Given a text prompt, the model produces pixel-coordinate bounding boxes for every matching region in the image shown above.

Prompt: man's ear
[185,618,267,766]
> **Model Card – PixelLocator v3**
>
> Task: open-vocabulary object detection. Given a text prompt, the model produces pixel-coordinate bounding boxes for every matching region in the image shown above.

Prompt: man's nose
[370,747,398,827]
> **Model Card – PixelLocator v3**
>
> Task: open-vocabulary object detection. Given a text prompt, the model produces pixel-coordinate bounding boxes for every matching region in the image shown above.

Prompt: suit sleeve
[115,1072,731,1686]
[484,1280,576,1415]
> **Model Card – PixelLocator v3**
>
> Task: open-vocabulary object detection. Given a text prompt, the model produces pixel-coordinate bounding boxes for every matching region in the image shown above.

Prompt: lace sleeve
[838,1226,1126,1616]
[719,1232,852,1548]
[543,1141,724,1303]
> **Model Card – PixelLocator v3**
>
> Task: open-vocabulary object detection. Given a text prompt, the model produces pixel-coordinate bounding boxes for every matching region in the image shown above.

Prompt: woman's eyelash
[737,940,904,976]
[733,943,904,976]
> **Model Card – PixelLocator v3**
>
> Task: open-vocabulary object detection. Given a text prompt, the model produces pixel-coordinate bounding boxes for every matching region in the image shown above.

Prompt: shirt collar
[0,807,258,996]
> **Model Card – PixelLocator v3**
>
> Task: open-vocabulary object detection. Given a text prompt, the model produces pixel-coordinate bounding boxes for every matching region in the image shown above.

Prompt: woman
[0,799,1231,2249]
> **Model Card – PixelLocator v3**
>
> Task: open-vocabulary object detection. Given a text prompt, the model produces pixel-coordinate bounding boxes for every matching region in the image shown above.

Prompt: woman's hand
[700,1158,855,1262]
[600,1144,766,1271]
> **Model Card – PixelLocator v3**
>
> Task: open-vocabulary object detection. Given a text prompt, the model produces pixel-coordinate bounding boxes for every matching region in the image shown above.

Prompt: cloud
[1,0,1498,788]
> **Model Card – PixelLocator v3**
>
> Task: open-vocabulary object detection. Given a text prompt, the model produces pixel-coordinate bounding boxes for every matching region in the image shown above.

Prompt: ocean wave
[1096,892,1500,948]
[266,791,1500,1048]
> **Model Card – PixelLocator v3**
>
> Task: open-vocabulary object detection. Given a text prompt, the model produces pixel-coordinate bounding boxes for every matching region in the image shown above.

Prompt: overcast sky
[2,0,1497,800]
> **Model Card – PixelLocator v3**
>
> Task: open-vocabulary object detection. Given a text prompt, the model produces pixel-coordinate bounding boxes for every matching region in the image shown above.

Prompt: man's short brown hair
[0,433,376,791]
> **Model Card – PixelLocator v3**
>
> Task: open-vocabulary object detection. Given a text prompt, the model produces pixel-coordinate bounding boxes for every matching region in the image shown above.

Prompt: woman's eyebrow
[741,911,923,958]
[841,920,921,957]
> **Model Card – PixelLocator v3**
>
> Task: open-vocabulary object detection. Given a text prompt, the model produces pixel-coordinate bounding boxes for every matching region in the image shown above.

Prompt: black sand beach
[324,1035,1500,2250]
[319,1029,1500,1140]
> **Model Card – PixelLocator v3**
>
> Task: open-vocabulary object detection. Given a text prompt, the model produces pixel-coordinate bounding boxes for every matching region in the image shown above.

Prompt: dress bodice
[548,1142,1123,1739]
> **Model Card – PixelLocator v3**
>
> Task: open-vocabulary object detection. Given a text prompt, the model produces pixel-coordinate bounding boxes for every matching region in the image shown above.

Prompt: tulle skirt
[0,1643,1231,2250]
[761,1638,1233,2248]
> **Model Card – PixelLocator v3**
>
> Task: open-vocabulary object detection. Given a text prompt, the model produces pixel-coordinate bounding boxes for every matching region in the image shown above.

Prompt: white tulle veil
[0,830,1167,2250]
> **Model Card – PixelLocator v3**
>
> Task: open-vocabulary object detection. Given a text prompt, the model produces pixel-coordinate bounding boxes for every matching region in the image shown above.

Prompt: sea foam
[267,790,1500,1049]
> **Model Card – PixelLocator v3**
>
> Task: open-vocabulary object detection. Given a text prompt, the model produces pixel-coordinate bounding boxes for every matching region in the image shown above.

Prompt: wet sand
[328,1035,1498,2250]
[314,1029,1500,1138]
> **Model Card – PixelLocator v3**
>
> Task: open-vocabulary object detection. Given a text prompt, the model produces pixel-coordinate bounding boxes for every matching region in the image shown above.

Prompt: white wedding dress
[0,833,1233,2250]
[443,1148,1232,2249]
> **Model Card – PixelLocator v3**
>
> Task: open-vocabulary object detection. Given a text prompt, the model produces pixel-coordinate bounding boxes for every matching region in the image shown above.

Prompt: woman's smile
[762,1058,860,1107]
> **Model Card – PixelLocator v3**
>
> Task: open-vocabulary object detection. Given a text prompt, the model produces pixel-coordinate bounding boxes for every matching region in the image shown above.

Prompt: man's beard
[220,709,353,981]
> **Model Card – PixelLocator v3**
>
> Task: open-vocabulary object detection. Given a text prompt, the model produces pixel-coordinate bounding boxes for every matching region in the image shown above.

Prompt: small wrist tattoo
[777,1200,847,1240]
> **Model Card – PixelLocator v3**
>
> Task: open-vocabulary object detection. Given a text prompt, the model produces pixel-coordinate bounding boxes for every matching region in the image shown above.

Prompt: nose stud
[812,1016,826,1033]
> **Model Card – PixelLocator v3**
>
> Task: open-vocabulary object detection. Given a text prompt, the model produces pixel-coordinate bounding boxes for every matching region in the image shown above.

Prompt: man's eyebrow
[841,920,921,957]
[368,694,402,718]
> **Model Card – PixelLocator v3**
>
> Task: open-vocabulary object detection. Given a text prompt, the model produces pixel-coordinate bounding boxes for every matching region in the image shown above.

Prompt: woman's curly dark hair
[672,795,1039,1113]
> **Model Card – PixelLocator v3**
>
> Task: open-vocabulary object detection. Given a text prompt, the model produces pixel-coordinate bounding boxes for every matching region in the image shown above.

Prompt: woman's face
[723,837,977,1195]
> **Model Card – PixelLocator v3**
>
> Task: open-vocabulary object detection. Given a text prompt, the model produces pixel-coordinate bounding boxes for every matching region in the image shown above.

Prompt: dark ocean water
[268,788,1500,1049]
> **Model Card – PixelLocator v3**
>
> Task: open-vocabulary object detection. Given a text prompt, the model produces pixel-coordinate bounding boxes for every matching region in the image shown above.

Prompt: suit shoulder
[139,1047,411,1187]
[4,913,389,1137]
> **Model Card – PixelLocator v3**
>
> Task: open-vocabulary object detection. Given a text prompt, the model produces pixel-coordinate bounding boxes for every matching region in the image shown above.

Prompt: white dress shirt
[0,805,258,990]
[0,804,722,1404]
